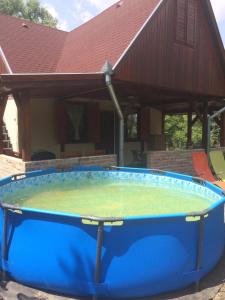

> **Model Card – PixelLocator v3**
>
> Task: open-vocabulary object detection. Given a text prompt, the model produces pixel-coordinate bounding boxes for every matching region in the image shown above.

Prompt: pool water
[2,178,212,217]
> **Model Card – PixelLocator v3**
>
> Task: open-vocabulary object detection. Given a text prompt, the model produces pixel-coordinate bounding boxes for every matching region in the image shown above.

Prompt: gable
[114,0,225,97]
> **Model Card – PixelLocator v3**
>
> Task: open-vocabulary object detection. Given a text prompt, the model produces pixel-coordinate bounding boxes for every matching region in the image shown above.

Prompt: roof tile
[0,0,161,74]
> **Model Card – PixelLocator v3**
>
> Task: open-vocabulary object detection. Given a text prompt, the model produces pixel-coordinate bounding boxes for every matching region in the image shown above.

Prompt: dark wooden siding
[115,0,225,97]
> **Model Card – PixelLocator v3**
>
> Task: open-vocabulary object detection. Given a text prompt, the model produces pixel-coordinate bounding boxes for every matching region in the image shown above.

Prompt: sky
[40,0,225,46]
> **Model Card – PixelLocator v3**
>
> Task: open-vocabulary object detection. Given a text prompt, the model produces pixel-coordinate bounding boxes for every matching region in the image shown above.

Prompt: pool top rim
[0,166,224,222]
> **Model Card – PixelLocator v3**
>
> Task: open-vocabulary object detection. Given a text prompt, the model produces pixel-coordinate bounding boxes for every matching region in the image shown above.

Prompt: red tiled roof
[56,0,161,73]
[0,0,161,74]
[0,14,67,73]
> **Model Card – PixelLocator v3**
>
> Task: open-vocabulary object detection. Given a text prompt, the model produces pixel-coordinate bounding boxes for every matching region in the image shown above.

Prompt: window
[66,103,87,143]
[125,112,140,141]
[176,0,197,47]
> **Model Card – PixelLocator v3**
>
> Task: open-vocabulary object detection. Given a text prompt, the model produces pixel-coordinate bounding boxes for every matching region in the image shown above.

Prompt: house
[0,0,225,176]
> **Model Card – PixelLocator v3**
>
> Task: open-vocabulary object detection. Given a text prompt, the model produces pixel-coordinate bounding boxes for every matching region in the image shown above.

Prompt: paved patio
[0,250,225,300]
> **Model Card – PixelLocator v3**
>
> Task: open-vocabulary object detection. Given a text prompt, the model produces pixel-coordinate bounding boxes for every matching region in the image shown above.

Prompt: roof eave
[0,72,105,97]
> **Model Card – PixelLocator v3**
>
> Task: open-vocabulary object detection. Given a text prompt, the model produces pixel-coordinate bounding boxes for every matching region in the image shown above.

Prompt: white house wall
[3,96,163,162]
[3,96,19,152]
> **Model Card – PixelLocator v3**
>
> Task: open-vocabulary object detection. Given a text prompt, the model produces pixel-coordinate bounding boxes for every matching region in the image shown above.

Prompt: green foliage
[165,114,220,150]
[0,0,58,28]
[165,115,187,149]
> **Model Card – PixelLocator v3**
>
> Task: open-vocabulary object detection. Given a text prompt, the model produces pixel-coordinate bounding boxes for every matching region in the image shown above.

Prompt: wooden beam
[202,100,209,150]
[14,91,31,161]
[214,116,221,127]
[193,102,203,123]
[191,115,199,126]
[0,96,8,153]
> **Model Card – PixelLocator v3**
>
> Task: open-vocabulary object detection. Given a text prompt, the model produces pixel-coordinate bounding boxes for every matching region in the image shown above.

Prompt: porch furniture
[31,151,56,161]
[209,151,225,181]
[192,151,225,189]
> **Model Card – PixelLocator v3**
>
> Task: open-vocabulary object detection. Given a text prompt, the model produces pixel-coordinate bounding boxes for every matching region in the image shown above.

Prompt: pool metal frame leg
[1,207,8,288]
[93,221,104,300]
[195,215,204,292]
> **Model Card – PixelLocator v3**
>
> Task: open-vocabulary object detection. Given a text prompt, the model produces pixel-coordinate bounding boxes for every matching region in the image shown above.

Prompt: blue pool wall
[0,166,224,298]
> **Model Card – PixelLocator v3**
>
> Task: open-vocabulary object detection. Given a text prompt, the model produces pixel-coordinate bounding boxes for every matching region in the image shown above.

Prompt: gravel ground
[0,251,225,300]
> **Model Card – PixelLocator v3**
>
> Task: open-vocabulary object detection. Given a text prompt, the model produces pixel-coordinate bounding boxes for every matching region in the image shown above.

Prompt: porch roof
[0,73,106,98]
[0,73,224,114]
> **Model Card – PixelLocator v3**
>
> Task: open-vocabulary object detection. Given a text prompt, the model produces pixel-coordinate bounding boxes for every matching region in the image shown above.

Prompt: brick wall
[0,154,117,178]
[146,150,197,176]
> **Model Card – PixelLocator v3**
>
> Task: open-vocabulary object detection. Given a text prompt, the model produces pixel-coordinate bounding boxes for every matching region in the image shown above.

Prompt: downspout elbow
[105,73,124,121]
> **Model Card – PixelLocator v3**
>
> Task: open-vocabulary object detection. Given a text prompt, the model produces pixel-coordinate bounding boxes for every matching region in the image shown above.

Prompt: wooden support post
[15,91,31,162]
[193,102,203,123]
[0,96,8,154]
[202,100,208,150]
[220,113,225,147]
[187,111,192,149]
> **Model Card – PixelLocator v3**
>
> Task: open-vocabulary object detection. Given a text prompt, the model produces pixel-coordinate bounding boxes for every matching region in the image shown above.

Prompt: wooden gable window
[176,0,197,47]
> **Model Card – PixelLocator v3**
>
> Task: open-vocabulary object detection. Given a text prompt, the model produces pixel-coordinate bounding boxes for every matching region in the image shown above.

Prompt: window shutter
[140,108,150,141]
[55,101,67,144]
[187,0,197,46]
[87,103,100,143]
[176,0,186,43]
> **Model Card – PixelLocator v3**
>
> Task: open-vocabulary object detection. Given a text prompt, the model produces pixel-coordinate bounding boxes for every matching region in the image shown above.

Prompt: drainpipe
[207,104,225,155]
[102,62,124,166]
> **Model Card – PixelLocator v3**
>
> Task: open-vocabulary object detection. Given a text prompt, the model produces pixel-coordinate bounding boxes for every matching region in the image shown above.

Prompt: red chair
[192,151,225,190]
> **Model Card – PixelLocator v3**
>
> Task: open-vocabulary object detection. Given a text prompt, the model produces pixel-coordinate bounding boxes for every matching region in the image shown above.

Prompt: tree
[165,114,221,150]
[0,0,58,28]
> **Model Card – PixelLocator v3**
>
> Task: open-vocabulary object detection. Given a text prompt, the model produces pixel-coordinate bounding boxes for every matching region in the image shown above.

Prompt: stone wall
[0,155,25,178]
[0,154,117,178]
[146,150,197,176]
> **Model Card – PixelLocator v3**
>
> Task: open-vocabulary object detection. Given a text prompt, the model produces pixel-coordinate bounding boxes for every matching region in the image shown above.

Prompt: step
[3,143,12,149]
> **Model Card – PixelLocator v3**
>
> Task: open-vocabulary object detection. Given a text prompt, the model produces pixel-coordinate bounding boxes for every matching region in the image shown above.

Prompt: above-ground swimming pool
[0,166,224,299]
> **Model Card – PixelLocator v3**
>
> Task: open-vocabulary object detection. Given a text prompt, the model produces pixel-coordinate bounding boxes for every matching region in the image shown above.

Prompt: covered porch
[0,72,225,176]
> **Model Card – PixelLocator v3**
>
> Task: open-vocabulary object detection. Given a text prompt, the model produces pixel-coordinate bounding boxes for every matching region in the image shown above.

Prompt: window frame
[65,102,88,144]
[175,0,198,48]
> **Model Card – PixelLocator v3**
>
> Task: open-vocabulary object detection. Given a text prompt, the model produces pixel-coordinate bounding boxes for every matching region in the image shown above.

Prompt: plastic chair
[209,151,225,181]
[192,151,215,182]
[192,151,225,190]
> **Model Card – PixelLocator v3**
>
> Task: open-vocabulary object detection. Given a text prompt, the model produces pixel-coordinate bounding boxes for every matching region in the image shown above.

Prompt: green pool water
[3,178,213,217]
[3,179,213,217]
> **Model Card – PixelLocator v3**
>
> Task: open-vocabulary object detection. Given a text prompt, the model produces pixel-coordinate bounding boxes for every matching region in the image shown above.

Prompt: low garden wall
[0,154,117,178]
[146,150,198,176]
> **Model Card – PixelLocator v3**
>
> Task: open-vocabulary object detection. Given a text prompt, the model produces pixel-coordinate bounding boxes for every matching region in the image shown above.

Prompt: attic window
[176,0,197,47]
